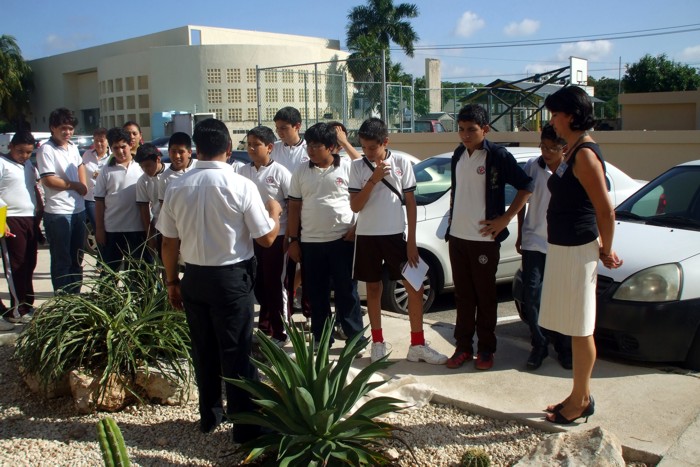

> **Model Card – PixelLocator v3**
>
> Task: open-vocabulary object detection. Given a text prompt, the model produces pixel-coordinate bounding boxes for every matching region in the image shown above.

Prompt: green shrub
[460,447,491,467]
[228,318,411,466]
[14,255,192,404]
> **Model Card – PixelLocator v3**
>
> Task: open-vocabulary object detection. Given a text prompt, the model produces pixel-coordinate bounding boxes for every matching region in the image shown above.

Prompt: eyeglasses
[539,143,563,154]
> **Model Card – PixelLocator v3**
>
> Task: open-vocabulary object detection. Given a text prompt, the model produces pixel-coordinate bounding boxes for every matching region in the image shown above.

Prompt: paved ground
[2,245,699,465]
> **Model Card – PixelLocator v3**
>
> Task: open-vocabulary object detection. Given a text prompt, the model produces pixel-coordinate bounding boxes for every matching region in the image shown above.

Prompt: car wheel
[380,262,437,315]
[685,329,700,371]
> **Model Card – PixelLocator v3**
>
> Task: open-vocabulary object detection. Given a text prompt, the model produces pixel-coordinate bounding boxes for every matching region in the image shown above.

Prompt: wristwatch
[287,236,299,244]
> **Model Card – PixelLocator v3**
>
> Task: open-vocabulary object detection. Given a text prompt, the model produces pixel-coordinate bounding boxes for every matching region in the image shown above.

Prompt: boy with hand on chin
[349,117,447,365]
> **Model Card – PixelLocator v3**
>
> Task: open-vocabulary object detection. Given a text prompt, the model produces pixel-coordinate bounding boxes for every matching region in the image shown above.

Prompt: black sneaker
[526,346,548,370]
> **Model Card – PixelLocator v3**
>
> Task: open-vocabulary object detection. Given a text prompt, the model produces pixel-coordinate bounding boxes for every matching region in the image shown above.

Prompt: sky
[3,0,700,84]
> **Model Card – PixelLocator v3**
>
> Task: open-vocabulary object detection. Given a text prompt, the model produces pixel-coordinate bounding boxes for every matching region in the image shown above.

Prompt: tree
[623,54,700,93]
[0,35,33,131]
[346,0,419,59]
[588,76,621,119]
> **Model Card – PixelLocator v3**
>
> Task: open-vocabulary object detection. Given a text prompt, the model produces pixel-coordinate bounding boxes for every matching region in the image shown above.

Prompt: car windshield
[413,157,452,205]
[615,165,700,231]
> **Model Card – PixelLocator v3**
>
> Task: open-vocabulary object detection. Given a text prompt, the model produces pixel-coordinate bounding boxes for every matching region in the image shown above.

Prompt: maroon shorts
[353,233,406,282]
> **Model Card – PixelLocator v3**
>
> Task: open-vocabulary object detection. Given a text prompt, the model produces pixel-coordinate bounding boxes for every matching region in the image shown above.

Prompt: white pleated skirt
[539,239,599,337]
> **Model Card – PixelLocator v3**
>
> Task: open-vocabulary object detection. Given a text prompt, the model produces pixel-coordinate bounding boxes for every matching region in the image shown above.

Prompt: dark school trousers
[448,236,500,354]
[253,235,287,341]
[2,217,38,312]
[181,260,259,427]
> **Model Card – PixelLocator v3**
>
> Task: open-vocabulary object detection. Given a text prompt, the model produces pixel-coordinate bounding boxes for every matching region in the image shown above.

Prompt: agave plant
[228,318,412,466]
[13,254,192,404]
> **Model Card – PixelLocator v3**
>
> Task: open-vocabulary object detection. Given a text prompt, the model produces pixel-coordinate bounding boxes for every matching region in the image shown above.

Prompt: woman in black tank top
[540,86,623,425]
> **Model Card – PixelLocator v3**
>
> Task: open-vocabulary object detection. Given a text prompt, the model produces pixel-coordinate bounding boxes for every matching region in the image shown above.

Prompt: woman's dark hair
[544,86,595,131]
[123,121,142,133]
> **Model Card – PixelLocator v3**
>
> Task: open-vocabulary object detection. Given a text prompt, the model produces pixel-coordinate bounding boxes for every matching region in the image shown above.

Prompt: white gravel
[0,343,645,466]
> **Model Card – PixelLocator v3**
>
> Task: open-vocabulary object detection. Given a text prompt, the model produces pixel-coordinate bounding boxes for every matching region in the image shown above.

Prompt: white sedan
[378,147,643,314]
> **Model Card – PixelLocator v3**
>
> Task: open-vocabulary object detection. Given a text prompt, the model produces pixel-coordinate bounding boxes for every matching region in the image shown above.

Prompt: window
[116,96,124,111]
[228,108,243,122]
[125,77,135,91]
[282,71,294,83]
[108,98,115,111]
[264,70,278,83]
[265,108,277,121]
[207,68,221,84]
[283,89,294,102]
[247,108,258,121]
[298,89,307,101]
[209,108,223,120]
[246,68,256,83]
[139,113,149,128]
[115,78,123,92]
[126,95,135,110]
[227,68,241,83]
[138,94,149,108]
[107,80,114,93]
[207,89,223,104]
[265,89,278,101]
[247,88,257,103]
[138,75,149,90]
[228,88,241,104]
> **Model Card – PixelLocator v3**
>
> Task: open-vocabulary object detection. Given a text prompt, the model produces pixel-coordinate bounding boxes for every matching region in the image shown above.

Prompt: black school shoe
[557,351,573,370]
[526,346,549,370]
[232,424,275,444]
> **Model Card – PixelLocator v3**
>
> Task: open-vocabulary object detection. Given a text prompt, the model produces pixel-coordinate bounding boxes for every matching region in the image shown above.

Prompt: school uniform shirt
[0,155,37,216]
[238,160,291,235]
[270,139,309,174]
[521,156,553,254]
[449,148,491,242]
[82,149,110,202]
[136,162,169,224]
[36,138,85,215]
[288,157,354,243]
[94,160,144,232]
[348,151,416,236]
[156,160,275,266]
[158,159,197,201]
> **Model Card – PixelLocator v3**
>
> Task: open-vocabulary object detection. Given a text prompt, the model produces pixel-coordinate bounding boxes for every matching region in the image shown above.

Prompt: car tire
[685,329,700,371]
[380,261,437,315]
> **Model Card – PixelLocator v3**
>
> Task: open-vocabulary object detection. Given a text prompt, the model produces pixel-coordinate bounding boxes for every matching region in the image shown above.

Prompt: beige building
[28,26,350,139]
[620,90,700,131]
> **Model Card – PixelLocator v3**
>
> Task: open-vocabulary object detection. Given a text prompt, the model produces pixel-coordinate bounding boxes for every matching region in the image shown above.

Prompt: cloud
[504,19,540,36]
[524,62,565,76]
[42,33,92,53]
[679,44,700,61]
[454,12,485,38]
[556,40,613,61]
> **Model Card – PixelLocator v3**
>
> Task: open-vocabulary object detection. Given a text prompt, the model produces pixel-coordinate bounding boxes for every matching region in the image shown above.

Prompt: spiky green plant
[228,318,411,466]
[13,254,192,404]
[460,447,491,467]
[96,416,131,466]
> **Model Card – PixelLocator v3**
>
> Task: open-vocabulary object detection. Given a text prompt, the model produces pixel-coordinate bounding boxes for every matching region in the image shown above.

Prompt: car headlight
[612,263,682,302]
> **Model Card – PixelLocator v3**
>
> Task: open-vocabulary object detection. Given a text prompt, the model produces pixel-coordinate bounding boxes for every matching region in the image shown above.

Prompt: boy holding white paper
[349,118,447,365]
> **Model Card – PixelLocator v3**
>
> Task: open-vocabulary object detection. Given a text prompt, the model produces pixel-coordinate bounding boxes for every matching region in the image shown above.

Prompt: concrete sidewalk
[2,246,699,465]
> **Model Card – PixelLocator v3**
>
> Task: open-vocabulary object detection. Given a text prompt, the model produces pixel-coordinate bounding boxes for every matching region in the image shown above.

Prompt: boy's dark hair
[169,132,192,150]
[193,118,229,158]
[49,107,78,128]
[544,86,595,131]
[304,122,337,148]
[10,131,36,146]
[93,127,108,138]
[540,124,565,146]
[134,143,162,163]
[273,106,302,125]
[358,118,388,143]
[457,104,489,126]
[327,121,348,134]
[107,127,131,146]
[123,121,141,133]
[247,126,276,145]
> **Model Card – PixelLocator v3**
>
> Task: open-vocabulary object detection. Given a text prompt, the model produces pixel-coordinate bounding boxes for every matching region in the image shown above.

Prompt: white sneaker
[370,342,389,362]
[0,319,15,331]
[271,336,289,348]
[407,343,448,365]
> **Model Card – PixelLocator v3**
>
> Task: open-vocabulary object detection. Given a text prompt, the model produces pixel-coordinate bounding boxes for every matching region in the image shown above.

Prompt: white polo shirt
[94,160,145,232]
[450,149,491,242]
[82,149,110,202]
[136,162,169,224]
[238,161,291,236]
[521,156,553,254]
[288,157,354,243]
[158,159,197,201]
[0,155,37,217]
[36,138,85,215]
[156,161,275,266]
[349,151,416,236]
[270,139,309,174]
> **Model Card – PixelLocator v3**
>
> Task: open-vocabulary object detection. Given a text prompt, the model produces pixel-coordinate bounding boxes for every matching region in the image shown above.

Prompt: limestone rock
[515,426,625,467]
[22,370,71,399]
[69,370,131,414]
[134,363,196,405]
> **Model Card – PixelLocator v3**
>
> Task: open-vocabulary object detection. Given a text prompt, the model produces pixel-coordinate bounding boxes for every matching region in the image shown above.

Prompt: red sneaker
[475,352,494,370]
[446,350,473,369]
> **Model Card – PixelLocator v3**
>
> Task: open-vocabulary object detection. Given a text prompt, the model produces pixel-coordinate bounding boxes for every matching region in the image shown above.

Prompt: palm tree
[0,35,33,130]
[346,0,419,57]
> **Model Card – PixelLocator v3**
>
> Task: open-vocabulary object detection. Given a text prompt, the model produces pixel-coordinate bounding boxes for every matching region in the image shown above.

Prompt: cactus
[460,447,491,467]
[96,417,131,467]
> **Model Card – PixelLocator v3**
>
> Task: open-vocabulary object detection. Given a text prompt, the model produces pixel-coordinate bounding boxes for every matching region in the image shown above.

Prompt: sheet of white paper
[401,257,429,292]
